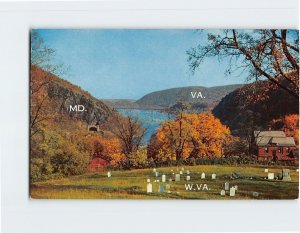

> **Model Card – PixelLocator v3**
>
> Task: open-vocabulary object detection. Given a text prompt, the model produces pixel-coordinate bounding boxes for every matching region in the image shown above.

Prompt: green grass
[30,165,299,200]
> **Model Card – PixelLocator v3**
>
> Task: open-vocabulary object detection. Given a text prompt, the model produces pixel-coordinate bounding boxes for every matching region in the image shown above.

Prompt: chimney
[283,128,287,134]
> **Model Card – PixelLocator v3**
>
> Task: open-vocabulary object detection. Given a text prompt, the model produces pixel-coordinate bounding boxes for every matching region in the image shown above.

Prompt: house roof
[254,131,286,138]
[254,131,296,147]
[270,137,295,146]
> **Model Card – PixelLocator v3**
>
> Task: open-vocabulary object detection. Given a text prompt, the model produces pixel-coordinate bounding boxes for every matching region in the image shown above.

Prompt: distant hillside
[102,99,139,109]
[212,80,299,133]
[135,84,243,110]
[31,65,112,126]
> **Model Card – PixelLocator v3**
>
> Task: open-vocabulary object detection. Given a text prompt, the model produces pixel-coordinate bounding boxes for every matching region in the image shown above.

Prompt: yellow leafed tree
[149,112,232,161]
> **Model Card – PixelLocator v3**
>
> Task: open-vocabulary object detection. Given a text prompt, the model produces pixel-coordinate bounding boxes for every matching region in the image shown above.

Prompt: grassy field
[30,165,299,200]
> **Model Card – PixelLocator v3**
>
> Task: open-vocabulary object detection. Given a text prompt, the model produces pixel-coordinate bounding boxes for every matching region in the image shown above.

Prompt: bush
[30,127,89,181]
[129,148,149,169]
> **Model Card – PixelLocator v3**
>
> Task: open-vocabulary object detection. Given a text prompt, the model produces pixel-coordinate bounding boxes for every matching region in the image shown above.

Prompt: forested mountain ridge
[212,80,299,133]
[103,84,243,111]
[136,85,243,108]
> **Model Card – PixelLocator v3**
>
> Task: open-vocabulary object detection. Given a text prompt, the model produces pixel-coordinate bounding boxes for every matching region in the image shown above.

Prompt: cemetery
[31,165,299,199]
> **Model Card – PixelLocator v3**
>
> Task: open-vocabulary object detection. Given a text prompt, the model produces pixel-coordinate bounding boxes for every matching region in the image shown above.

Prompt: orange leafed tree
[149,112,232,161]
[270,114,299,147]
[85,134,125,165]
[284,114,299,148]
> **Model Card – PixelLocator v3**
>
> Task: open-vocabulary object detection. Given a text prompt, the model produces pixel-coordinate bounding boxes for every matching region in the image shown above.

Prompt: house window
[264,147,268,152]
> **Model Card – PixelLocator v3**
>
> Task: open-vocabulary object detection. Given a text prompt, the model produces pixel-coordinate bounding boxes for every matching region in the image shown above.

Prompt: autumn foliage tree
[148,112,232,161]
[187,30,299,100]
[30,32,66,137]
[108,113,146,168]
[85,134,125,166]
[283,114,299,147]
[271,114,299,148]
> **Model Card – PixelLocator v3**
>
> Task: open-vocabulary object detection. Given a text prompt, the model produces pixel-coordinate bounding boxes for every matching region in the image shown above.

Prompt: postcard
[30,29,299,199]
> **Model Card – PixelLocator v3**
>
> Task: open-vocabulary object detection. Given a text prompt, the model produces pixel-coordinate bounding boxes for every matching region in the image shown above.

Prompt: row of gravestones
[153,168,217,182]
[220,182,238,197]
[147,179,172,193]
[147,168,217,194]
[106,169,216,181]
[146,178,240,197]
[106,168,296,197]
[106,170,250,197]
[221,182,257,198]
[107,168,296,180]
[265,168,292,181]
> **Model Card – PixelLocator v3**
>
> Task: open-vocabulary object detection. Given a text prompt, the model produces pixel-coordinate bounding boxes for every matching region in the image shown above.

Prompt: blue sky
[34,29,247,99]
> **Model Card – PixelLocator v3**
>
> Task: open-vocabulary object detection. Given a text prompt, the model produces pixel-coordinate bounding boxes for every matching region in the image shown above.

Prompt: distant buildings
[254,131,298,163]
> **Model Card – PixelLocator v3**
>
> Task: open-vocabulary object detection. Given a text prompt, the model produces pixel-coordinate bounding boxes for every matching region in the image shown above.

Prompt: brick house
[254,131,298,163]
[88,157,108,172]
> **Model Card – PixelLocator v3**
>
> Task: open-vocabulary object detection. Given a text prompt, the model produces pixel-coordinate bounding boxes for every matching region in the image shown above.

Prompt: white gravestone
[166,184,171,190]
[212,173,216,179]
[175,174,180,182]
[147,183,152,193]
[153,168,156,172]
[162,175,166,182]
[220,190,225,196]
[155,171,159,177]
[179,171,183,175]
[282,169,291,181]
[234,185,238,191]
[268,173,275,180]
[201,172,205,179]
[264,168,268,173]
[107,171,111,178]
[224,182,229,191]
[186,170,190,175]
[230,187,236,197]
[186,176,191,181]
[147,179,151,183]
[169,178,172,182]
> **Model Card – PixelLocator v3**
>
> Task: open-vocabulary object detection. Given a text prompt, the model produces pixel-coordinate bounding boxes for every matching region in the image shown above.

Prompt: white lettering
[69,105,85,112]
[191,91,205,99]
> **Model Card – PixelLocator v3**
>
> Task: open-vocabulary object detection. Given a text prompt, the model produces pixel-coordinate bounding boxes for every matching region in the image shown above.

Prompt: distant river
[117,109,175,144]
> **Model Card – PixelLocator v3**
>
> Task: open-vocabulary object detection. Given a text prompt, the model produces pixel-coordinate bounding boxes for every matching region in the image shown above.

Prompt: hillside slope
[102,99,139,109]
[31,65,112,126]
[135,84,243,110]
[212,80,299,132]
[30,65,116,181]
